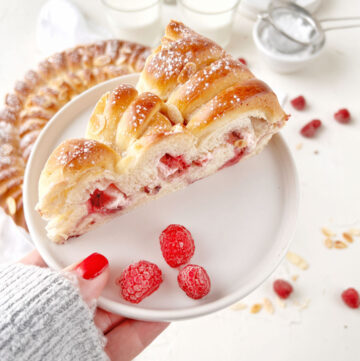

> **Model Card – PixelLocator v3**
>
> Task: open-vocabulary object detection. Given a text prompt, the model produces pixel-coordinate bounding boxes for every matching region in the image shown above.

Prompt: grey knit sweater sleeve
[0,263,109,361]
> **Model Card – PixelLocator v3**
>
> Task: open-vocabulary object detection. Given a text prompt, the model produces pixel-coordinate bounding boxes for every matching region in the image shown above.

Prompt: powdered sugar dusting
[128,93,159,131]
[182,57,246,102]
[56,140,99,167]
[198,81,268,125]
[111,84,135,105]
[146,37,222,81]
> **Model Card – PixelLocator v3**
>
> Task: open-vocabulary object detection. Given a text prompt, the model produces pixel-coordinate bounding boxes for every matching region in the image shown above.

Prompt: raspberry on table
[341,288,359,309]
[159,224,195,268]
[334,108,351,124]
[238,57,247,65]
[117,260,163,304]
[291,95,306,110]
[273,279,293,299]
[300,119,322,138]
[178,264,211,300]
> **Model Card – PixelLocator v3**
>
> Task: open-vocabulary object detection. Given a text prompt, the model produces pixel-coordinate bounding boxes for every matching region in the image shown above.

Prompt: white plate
[24,73,299,321]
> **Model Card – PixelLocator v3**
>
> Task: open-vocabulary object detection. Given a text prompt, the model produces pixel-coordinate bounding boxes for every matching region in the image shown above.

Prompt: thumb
[64,252,110,306]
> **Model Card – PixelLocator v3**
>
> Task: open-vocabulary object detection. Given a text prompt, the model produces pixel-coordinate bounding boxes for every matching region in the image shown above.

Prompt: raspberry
[334,108,351,124]
[341,288,359,309]
[117,260,163,304]
[300,119,322,138]
[159,224,195,267]
[273,279,293,299]
[291,95,306,110]
[238,57,247,65]
[177,264,211,299]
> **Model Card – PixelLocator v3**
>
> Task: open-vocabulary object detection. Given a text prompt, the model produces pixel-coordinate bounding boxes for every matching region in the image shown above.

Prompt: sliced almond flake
[263,298,274,314]
[6,197,16,215]
[276,297,286,308]
[343,232,354,243]
[299,299,310,310]
[286,251,309,270]
[324,238,333,249]
[334,240,347,249]
[296,143,303,150]
[321,227,335,238]
[250,303,262,314]
[291,274,299,282]
[231,302,247,311]
[348,228,360,237]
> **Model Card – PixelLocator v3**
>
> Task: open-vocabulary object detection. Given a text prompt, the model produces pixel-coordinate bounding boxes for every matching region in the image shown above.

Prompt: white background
[0,1,360,360]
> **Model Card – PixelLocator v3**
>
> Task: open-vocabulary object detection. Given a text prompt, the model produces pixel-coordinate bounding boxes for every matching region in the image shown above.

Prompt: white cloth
[0,208,33,264]
[36,0,110,56]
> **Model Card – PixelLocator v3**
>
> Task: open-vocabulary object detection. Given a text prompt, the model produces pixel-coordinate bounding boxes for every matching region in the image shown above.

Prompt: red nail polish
[76,253,109,280]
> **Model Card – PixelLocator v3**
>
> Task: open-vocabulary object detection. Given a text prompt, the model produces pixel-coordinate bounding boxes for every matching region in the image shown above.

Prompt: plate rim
[24,74,299,321]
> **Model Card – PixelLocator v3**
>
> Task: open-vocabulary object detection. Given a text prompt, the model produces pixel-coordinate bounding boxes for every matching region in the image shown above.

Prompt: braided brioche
[0,40,150,228]
[37,21,288,243]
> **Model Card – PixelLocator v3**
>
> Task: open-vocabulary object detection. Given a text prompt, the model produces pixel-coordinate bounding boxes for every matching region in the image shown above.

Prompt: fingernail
[75,253,109,280]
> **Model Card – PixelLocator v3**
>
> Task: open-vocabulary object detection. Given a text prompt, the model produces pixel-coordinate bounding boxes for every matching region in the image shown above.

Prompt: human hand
[20,250,169,361]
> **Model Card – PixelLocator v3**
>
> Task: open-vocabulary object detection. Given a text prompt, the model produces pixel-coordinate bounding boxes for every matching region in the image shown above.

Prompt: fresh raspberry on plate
[291,95,306,110]
[160,224,195,267]
[117,260,163,304]
[341,288,359,309]
[178,264,211,300]
[273,279,293,299]
[300,119,322,138]
[334,108,351,124]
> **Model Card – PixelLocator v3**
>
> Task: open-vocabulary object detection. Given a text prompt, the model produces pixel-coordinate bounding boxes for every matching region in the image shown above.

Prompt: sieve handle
[319,16,360,31]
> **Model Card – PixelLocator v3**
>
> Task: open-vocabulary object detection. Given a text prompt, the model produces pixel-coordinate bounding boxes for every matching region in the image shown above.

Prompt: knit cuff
[0,263,109,361]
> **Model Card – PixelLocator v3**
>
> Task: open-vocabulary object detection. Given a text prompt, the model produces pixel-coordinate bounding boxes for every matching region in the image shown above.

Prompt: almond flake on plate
[321,227,335,238]
[231,302,247,311]
[250,304,262,314]
[299,299,310,310]
[348,228,360,237]
[296,143,303,150]
[294,298,310,310]
[286,251,309,270]
[263,298,274,314]
[324,238,333,249]
[291,274,299,282]
[334,240,347,249]
[342,232,354,243]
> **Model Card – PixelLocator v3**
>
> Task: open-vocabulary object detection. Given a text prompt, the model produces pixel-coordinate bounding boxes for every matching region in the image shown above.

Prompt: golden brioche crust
[137,20,225,99]
[167,57,254,121]
[0,40,150,228]
[187,79,285,134]
[45,139,118,174]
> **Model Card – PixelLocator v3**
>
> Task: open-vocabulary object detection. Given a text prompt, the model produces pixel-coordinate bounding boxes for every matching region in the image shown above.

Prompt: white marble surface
[1,1,360,360]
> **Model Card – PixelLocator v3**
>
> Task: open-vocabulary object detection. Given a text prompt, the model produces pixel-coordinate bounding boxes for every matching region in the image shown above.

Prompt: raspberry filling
[192,157,208,167]
[221,131,248,169]
[158,153,190,179]
[87,183,126,214]
[143,185,161,195]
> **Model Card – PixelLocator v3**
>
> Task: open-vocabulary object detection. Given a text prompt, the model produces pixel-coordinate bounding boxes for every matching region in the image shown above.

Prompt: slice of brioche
[37,21,288,242]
